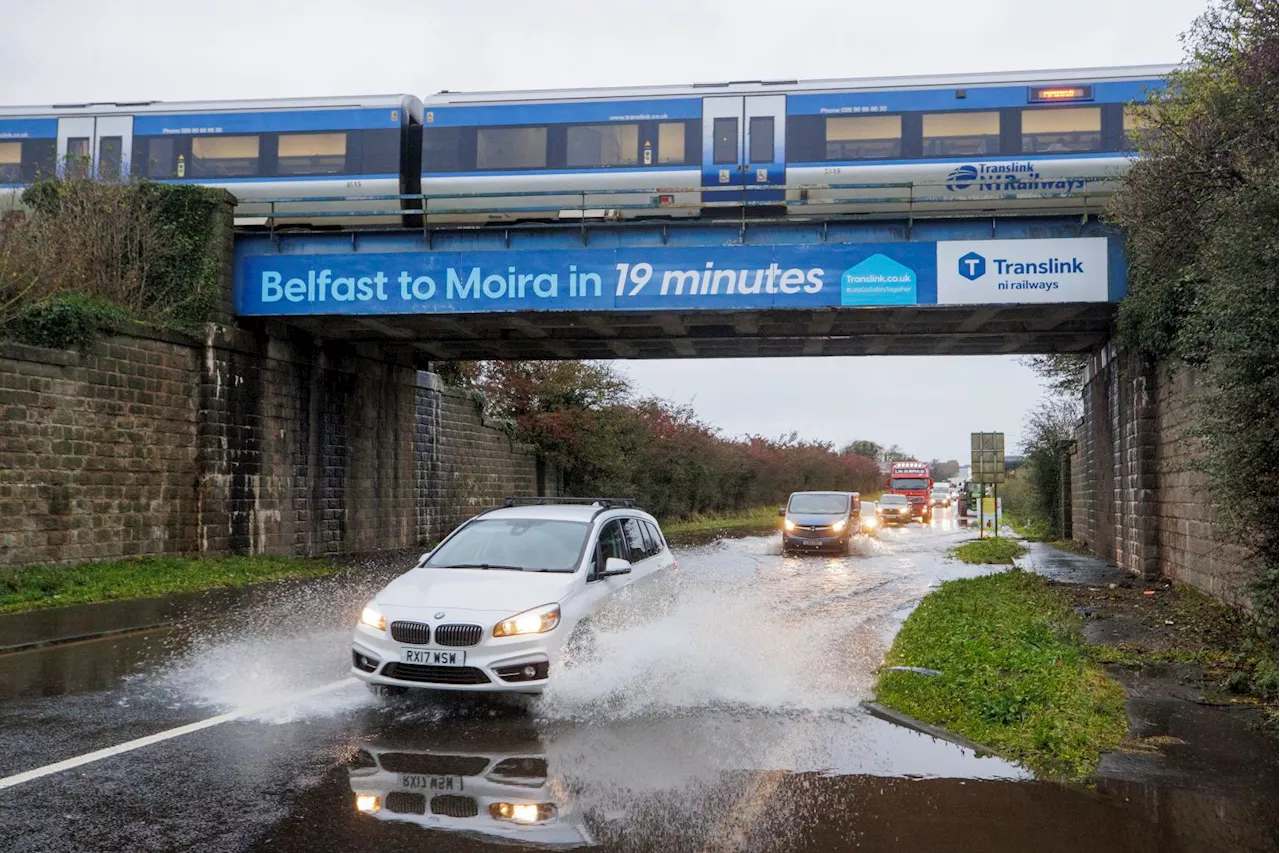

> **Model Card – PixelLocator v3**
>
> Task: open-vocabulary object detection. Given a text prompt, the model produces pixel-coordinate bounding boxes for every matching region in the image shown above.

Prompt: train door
[56,115,133,180]
[700,95,786,205]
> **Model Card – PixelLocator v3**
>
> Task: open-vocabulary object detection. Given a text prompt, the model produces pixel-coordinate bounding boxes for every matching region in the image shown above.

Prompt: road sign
[971,432,1006,483]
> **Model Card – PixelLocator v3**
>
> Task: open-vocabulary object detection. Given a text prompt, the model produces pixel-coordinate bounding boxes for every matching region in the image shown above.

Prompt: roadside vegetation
[661,506,781,538]
[949,537,1028,565]
[0,555,343,614]
[438,361,889,521]
[876,570,1129,780]
[0,177,225,348]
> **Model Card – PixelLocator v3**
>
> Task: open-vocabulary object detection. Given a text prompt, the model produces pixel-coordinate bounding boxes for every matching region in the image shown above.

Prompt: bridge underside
[271,302,1114,361]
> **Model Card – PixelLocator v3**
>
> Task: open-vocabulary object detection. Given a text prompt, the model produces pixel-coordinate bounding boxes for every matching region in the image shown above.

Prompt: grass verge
[949,537,1029,565]
[875,570,1128,780]
[661,506,781,536]
[0,555,343,614]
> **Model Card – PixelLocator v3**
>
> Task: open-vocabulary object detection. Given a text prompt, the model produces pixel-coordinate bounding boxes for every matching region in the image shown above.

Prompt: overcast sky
[0,0,1203,461]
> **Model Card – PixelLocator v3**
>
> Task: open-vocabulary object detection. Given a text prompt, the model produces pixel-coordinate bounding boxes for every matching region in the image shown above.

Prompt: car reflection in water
[346,721,593,848]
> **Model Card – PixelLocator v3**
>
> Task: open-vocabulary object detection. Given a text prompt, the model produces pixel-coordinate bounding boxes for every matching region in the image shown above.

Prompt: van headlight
[783,518,796,531]
[359,604,385,632]
[494,604,561,637]
[831,518,847,532]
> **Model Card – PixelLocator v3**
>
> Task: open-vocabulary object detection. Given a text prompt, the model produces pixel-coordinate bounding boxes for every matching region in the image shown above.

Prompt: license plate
[402,648,465,666]
[399,773,464,792]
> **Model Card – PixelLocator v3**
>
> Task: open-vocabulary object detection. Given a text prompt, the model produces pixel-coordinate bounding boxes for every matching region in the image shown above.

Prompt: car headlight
[832,518,847,532]
[490,802,557,823]
[783,518,796,531]
[359,604,385,632]
[493,603,561,637]
[355,794,381,814]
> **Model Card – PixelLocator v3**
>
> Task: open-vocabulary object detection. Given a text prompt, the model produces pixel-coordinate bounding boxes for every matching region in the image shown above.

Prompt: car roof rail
[503,496,635,509]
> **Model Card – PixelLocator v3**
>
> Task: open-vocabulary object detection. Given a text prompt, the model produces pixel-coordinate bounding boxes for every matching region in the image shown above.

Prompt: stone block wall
[0,326,539,568]
[1071,342,1250,606]
[1150,365,1252,606]
[413,375,539,543]
[0,329,201,566]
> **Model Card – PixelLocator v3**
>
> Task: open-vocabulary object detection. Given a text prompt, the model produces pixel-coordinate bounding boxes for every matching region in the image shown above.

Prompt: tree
[929,459,960,481]
[1019,397,1082,538]
[881,444,913,463]
[1020,354,1088,398]
[840,439,882,460]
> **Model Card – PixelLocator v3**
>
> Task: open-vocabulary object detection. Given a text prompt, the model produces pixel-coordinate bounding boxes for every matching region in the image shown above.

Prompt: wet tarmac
[0,515,1274,852]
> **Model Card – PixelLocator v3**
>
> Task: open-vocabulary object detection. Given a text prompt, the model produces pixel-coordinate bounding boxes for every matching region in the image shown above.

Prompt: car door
[560,518,630,634]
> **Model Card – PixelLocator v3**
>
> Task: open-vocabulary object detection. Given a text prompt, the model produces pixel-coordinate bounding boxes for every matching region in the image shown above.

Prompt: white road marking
[0,677,357,792]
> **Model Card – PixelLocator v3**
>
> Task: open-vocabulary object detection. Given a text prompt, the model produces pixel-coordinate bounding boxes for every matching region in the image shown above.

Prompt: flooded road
[0,516,1273,852]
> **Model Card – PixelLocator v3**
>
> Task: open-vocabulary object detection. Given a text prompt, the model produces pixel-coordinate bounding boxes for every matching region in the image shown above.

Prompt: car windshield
[788,493,848,514]
[880,494,908,505]
[424,519,589,572]
[932,487,949,495]
[891,478,929,490]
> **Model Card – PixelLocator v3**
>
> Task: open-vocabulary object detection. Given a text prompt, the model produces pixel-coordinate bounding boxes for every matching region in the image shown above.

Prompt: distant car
[876,494,913,526]
[859,501,880,533]
[930,486,952,508]
[780,491,860,554]
[352,497,675,694]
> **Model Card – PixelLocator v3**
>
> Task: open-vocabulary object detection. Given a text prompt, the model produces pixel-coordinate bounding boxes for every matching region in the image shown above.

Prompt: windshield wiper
[434,563,525,571]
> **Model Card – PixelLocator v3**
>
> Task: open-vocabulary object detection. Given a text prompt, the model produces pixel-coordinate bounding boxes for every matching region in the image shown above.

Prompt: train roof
[0,94,422,119]
[425,64,1176,106]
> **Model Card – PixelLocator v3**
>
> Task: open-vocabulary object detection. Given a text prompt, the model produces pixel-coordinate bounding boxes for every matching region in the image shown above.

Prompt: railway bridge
[233,207,1124,362]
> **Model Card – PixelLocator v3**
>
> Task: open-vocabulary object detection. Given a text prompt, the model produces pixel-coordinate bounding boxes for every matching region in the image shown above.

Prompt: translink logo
[958,251,986,280]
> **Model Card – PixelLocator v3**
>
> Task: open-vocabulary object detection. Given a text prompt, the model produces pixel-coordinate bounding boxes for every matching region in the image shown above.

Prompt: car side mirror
[778,507,786,516]
[415,552,431,568]
[604,557,632,576]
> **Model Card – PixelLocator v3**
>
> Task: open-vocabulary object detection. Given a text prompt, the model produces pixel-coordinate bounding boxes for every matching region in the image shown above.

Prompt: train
[0,65,1171,228]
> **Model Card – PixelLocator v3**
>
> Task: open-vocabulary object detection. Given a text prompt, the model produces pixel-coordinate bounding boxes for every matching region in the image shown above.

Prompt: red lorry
[887,461,934,523]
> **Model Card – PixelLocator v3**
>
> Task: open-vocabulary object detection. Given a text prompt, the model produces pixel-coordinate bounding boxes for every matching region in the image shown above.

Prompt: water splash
[537,533,931,722]
[146,571,388,721]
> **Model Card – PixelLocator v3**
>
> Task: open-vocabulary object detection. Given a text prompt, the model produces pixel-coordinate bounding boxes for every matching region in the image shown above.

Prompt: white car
[351,498,675,694]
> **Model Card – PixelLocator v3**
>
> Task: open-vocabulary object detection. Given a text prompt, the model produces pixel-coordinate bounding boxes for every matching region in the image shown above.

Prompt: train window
[922,111,999,157]
[476,126,546,170]
[141,137,177,178]
[657,121,685,164]
[359,128,400,175]
[825,115,901,160]
[749,116,774,162]
[189,135,260,178]
[422,127,464,172]
[0,141,19,183]
[277,132,347,175]
[566,123,639,168]
[21,139,56,181]
[713,117,737,164]
[65,137,90,177]
[97,136,122,180]
[1123,106,1158,150]
[1021,107,1101,153]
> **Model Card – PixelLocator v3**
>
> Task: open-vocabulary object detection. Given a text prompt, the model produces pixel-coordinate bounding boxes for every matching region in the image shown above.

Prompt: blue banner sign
[235,238,1111,317]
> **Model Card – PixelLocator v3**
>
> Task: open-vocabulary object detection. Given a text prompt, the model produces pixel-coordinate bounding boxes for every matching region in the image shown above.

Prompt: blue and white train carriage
[419,64,1171,222]
[0,65,1170,227]
[0,95,423,225]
